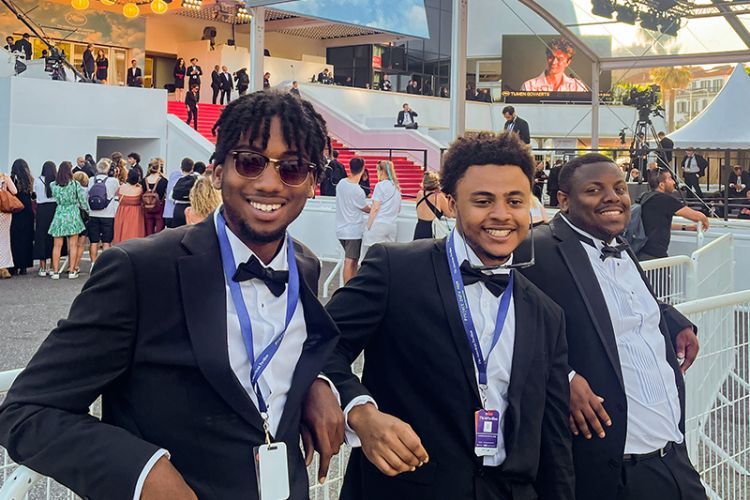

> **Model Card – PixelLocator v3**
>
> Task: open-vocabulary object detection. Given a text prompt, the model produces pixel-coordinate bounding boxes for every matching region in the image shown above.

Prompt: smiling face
[213,116,314,252]
[448,164,531,266]
[559,161,631,242]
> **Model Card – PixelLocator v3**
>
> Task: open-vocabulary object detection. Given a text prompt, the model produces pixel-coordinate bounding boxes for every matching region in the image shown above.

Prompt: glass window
[114,49,126,86]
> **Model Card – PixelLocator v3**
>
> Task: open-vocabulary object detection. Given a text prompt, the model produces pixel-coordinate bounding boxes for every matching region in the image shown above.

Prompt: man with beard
[0,91,344,499]
[516,153,705,500]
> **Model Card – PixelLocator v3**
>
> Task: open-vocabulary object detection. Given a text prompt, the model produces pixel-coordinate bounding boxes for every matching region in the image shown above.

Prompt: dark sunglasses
[231,150,315,187]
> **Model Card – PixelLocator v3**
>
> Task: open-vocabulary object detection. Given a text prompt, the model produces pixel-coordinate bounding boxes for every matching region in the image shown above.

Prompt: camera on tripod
[623,84,664,121]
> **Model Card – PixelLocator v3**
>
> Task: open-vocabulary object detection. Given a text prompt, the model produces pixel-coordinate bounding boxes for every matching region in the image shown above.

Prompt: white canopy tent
[668,65,750,149]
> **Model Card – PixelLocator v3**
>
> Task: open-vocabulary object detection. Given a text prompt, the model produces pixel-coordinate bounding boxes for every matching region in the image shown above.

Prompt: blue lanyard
[216,212,300,414]
[446,230,514,388]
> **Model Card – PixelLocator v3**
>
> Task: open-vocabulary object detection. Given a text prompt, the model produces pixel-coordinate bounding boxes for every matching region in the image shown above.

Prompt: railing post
[423,149,428,171]
[388,149,393,163]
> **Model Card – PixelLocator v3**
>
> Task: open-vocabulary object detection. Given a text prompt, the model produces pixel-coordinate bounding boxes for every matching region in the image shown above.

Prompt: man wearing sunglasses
[0,91,345,499]
[319,132,573,499]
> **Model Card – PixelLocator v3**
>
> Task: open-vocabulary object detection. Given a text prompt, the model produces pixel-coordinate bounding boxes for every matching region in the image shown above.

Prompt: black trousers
[683,172,703,198]
[186,106,198,130]
[211,87,220,104]
[548,189,559,207]
[220,89,231,104]
[617,442,705,500]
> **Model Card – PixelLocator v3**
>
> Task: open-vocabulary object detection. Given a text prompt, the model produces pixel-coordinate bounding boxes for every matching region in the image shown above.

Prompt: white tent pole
[250,7,265,92]
[591,61,600,150]
[449,0,468,141]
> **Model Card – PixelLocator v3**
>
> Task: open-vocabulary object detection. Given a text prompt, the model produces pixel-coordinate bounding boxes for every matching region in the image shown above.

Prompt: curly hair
[72,171,89,187]
[547,37,575,59]
[189,175,222,219]
[440,131,534,197]
[211,90,328,180]
[558,153,614,193]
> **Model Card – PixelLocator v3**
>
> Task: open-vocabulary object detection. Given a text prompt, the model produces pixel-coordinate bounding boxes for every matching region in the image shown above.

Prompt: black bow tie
[232,256,289,297]
[577,234,629,261]
[459,261,511,297]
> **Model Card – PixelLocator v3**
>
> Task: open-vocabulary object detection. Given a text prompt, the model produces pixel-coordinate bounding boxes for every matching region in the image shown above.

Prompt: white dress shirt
[134,212,308,499]
[684,156,699,173]
[34,177,55,204]
[347,230,516,466]
[560,215,683,454]
[520,72,589,92]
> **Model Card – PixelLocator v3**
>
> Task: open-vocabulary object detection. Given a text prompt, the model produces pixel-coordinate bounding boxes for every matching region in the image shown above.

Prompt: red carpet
[166,102,424,198]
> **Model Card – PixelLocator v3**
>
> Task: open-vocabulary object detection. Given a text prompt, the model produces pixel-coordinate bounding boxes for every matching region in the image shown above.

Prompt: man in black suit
[185,84,199,130]
[502,106,530,144]
[319,149,346,196]
[126,59,142,87]
[15,33,31,60]
[395,103,418,129]
[547,159,563,207]
[187,57,202,89]
[82,44,95,80]
[681,147,707,198]
[3,35,15,53]
[657,131,674,166]
[0,90,345,500]
[220,65,233,104]
[516,154,705,500]
[210,65,221,104]
[323,132,574,499]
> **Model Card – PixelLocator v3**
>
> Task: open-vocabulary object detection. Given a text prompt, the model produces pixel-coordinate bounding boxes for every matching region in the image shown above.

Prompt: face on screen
[546,50,571,77]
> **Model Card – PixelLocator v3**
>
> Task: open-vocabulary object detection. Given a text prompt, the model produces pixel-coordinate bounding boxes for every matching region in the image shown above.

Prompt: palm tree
[649,67,692,132]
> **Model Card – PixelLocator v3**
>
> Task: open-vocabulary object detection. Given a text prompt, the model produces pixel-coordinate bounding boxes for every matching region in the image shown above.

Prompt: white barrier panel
[691,233,735,299]
[677,290,750,500]
[640,255,694,304]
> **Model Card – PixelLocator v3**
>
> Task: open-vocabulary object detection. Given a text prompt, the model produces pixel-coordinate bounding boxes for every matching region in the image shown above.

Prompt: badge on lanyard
[254,442,290,500]
[474,409,500,456]
[446,231,512,459]
[216,211,299,497]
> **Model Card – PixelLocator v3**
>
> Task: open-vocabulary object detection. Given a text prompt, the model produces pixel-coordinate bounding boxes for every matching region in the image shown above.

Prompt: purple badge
[474,409,500,457]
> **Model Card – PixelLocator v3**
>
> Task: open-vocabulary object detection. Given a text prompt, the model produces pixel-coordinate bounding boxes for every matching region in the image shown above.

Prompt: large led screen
[501,35,612,103]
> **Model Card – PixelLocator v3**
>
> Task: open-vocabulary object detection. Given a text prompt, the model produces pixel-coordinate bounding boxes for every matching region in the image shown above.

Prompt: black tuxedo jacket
[659,137,675,163]
[82,49,95,75]
[681,154,708,175]
[504,117,530,144]
[126,67,141,87]
[188,65,203,83]
[0,217,339,500]
[211,70,221,89]
[325,240,574,500]
[221,72,233,90]
[516,214,694,500]
[396,110,418,125]
[185,90,199,109]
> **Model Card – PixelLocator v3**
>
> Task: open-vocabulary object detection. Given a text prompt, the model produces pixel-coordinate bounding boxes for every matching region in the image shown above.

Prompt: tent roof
[669,65,750,149]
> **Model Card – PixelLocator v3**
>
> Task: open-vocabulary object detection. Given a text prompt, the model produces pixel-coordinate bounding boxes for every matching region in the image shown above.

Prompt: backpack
[622,191,656,254]
[88,176,111,211]
[142,180,161,212]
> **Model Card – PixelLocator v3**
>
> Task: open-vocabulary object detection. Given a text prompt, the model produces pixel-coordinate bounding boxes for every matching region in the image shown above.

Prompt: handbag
[431,217,453,239]
[0,189,23,214]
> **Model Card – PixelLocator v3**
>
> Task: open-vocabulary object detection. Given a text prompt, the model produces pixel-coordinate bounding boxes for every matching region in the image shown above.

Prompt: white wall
[97,138,162,167]
[165,115,214,173]
[145,14,250,55]
[265,32,326,60]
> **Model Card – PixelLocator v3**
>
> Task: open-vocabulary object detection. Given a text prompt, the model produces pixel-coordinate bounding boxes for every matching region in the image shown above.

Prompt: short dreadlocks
[212,90,328,179]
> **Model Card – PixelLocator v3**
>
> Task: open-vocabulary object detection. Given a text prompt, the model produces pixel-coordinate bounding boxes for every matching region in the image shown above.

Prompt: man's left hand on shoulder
[675,327,699,374]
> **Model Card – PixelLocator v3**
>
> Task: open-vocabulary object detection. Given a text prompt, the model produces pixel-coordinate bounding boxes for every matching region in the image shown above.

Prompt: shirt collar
[213,208,289,272]
[559,213,614,251]
[452,229,512,275]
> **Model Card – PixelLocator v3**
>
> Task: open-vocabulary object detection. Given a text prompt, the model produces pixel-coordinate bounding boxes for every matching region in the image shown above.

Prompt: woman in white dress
[0,172,18,279]
[362,160,401,255]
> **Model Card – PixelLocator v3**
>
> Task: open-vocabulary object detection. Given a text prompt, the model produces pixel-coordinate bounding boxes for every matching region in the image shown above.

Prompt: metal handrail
[639,255,693,272]
[332,147,429,171]
[675,289,750,315]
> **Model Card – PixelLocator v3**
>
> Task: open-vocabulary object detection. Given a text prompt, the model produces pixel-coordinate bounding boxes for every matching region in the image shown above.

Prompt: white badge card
[254,442,290,500]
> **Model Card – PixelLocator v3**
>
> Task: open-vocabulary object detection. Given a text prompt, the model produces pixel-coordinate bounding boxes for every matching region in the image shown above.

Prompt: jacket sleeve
[396,111,403,125]
[0,247,161,500]
[536,307,575,500]
[323,244,390,407]
[660,301,696,342]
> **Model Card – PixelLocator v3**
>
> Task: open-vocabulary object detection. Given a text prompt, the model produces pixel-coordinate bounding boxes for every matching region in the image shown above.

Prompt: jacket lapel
[431,239,482,405]
[550,215,625,390]
[503,276,537,451]
[178,217,265,432]
[275,248,340,438]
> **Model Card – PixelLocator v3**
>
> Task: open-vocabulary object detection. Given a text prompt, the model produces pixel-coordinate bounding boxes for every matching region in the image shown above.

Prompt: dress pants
[144,212,164,236]
[683,173,703,198]
[212,87,220,104]
[617,442,705,500]
[186,107,198,130]
[220,89,230,104]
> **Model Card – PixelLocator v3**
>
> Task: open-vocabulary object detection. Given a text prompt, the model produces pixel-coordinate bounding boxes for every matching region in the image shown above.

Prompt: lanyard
[216,212,300,419]
[446,230,514,392]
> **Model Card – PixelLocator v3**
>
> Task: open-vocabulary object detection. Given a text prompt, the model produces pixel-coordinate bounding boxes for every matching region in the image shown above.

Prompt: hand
[141,456,197,500]
[348,403,428,477]
[675,327,699,374]
[699,215,709,232]
[569,374,611,440]
[301,379,345,484]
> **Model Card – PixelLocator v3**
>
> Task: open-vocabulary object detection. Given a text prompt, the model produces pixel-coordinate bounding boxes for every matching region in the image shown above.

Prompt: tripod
[629,107,715,216]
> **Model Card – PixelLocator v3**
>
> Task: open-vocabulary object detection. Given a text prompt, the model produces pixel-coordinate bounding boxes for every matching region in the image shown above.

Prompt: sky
[245,0,430,38]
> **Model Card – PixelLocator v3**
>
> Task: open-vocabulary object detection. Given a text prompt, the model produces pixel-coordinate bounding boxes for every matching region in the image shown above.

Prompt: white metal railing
[677,290,750,500]
[691,233,735,299]
[641,255,694,304]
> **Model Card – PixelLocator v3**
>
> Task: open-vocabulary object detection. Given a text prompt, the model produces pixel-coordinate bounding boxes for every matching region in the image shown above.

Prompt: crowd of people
[0,152,220,279]
[0,91,708,500]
